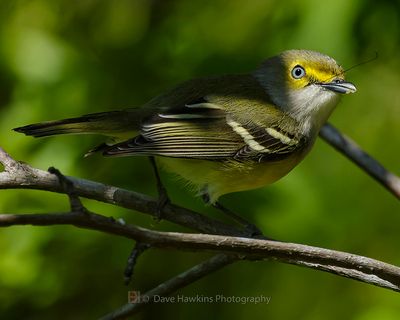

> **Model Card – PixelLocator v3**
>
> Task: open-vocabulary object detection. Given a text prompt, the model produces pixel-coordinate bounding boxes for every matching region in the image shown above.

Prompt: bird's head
[254,50,356,133]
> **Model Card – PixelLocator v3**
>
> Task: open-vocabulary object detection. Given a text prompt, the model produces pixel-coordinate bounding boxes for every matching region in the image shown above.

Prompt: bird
[14,50,356,229]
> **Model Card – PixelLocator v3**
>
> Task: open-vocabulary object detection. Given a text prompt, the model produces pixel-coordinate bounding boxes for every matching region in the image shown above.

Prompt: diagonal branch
[99,254,236,320]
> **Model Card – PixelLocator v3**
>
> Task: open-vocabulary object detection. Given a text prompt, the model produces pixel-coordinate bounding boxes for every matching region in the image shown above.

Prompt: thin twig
[124,242,151,285]
[100,254,236,320]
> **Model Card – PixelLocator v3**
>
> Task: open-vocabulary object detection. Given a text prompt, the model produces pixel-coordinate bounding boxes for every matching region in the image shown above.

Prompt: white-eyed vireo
[14,50,356,208]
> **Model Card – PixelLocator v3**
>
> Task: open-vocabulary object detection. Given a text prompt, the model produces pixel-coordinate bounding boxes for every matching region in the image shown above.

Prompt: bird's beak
[319,80,357,94]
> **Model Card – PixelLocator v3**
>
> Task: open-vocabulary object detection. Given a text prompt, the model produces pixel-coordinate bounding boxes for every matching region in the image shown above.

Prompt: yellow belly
[157,154,304,203]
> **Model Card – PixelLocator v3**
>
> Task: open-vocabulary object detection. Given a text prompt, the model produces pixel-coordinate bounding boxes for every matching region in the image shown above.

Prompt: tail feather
[13,109,141,138]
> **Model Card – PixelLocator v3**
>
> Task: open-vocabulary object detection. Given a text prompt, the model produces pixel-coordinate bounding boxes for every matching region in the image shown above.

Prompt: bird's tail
[13,109,141,138]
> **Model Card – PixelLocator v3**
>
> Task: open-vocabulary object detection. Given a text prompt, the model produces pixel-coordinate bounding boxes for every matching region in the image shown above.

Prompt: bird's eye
[291,65,306,79]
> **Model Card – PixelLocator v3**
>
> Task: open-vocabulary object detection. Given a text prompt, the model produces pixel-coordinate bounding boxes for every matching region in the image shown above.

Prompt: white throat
[284,85,340,135]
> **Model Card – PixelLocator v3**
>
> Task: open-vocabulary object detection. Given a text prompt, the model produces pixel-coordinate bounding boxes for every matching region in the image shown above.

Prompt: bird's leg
[149,156,170,220]
[202,194,263,237]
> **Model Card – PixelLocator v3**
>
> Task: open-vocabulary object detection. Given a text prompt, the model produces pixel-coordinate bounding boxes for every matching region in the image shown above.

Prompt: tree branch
[1,211,399,294]
[0,150,247,237]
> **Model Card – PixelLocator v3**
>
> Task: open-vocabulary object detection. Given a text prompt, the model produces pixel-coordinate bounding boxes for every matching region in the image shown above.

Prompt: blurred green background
[0,0,399,319]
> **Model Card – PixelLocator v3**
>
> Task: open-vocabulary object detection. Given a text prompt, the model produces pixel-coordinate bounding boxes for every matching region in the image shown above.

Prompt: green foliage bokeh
[0,0,399,319]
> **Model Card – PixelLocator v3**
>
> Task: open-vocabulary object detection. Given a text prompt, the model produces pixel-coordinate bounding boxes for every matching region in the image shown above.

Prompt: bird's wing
[103,96,306,162]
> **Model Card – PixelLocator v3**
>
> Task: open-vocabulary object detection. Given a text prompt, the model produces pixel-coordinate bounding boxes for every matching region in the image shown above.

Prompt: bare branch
[0,148,247,237]
[1,212,399,294]
[320,123,400,199]
[100,254,236,320]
